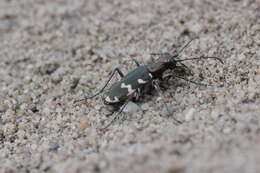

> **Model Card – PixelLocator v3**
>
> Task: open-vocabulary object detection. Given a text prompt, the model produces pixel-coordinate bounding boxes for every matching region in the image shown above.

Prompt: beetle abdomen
[103,66,153,105]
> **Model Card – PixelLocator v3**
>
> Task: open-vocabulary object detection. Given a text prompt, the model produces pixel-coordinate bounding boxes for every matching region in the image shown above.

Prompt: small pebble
[123,101,140,113]
[185,108,196,122]
[79,120,89,130]
[70,77,80,89]
[211,110,220,120]
[49,143,60,151]
[29,104,39,113]
[0,103,8,113]
[142,103,150,110]
[223,127,232,134]
[38,63,60,75]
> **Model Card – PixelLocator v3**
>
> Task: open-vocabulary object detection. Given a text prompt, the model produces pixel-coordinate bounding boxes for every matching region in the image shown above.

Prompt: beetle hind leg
[74,68,125,104]
[130,58,141,67]
[100,99,131,130]
[101,111,122,130]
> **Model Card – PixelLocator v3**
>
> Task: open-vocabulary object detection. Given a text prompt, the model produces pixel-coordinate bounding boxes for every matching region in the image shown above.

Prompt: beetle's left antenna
[175,37,198,57]
[150,37,198,60]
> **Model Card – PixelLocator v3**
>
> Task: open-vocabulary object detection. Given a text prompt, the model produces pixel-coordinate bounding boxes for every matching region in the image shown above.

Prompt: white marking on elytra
[149,73,153,78]
[121,82,136,95]
[105,96,119,103]
[137,79,147,84]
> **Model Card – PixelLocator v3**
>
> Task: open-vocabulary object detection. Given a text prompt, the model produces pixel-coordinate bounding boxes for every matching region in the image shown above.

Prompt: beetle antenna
[176,56,224,64]
[150,37,198,57]
[175,37,198,57]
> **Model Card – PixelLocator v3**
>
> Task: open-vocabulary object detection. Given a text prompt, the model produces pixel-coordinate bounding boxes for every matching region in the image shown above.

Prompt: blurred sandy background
[0,0,259,172]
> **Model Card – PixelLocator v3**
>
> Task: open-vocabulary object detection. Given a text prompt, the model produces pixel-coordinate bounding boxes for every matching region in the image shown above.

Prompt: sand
[0,0,259,172]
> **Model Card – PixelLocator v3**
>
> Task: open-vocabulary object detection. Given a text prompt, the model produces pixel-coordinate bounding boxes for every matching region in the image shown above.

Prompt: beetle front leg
[152,80,182,124]
[167,74,212,87]
[175,75,210,86]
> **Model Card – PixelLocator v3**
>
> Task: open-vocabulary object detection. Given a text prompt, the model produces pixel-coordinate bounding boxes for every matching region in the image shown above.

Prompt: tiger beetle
[74,38,223,129]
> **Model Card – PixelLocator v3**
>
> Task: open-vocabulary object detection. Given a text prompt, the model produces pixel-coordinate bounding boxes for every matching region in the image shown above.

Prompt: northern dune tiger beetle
[75,38,223,129]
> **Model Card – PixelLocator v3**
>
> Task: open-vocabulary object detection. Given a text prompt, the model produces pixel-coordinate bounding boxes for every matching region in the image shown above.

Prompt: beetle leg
[174,75,213,87]
[93,67,125,95]
[130,58,141,67]
[132,88,141,102]
[177,62,193,75]
[104,103,121,117]
[162,72,211,87]
[152,80,182,124]
[100,111,121,130]
[114,68,125,78]
[74,68,124,104]
[100,99,130,130]
[150,53,171,56]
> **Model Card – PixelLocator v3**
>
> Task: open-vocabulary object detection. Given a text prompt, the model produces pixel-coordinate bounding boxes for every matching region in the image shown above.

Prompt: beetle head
[159,54,178,68]
[148,38,197,72]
